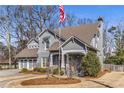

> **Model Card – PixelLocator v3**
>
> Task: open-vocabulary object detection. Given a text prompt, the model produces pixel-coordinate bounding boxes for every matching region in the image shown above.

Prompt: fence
[104,64,124,72]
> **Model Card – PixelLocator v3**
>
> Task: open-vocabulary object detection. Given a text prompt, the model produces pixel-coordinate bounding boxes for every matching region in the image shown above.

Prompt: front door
[68,54,84,77]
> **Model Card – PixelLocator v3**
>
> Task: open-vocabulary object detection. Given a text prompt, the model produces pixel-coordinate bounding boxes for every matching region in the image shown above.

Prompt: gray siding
[27,40,39,49]
[38,31,58,67]
[62,39,85,51]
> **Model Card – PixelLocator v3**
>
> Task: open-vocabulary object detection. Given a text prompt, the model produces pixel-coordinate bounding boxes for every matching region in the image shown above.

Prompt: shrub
[60,70,64,76]
[104,56,124,65]
[33,68,39,72]
[82,51,101,77]
[21,68,28,73]
[53,68,58,74]
[39,68,47,73]
[53,68,64,76]
[33,68,47,73]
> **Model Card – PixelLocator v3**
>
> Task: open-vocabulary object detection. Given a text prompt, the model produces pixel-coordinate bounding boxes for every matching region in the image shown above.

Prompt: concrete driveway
[1,71,124,88]
[94,72,124,88]
[0,69,20,77]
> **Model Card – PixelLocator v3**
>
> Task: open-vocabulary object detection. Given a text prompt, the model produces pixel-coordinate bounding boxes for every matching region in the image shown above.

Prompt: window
[33,59,37,68]
[53,55,59,65]
[29,59,33,69]
[21,59,23,62]
[29,59,32,62]
[43,37,50,50]
[44,40,49,50]
[33,59,37,62]
[23,59,27,68]
[43,57,48,67]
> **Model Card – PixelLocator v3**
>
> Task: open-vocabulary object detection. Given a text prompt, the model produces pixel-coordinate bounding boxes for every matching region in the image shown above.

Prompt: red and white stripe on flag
[59,5,65,23]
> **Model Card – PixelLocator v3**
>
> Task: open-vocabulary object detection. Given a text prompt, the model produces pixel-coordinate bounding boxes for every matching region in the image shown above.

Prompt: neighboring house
[16,17,104,76]
[0,60,14,69]
[0,56,16,69]
[0,50,16,69]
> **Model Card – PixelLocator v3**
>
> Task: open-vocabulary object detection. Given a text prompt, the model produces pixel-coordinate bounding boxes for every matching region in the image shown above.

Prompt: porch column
[50,54,53,66]
[67,54,69,65]
[66,54,70,77]
[27,59,29,69]
[18,60,21,69]
[61,53,65,68]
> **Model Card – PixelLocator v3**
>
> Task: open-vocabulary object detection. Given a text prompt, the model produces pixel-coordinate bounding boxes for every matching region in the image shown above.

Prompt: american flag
[59,5,65,23]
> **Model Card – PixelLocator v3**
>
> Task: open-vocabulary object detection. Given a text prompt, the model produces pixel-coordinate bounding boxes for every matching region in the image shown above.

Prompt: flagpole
[58,5,65,80]
[58,23,61,80]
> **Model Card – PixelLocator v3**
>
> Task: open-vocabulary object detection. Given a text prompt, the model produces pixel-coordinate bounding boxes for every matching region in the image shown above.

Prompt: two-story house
[16,17,104,76]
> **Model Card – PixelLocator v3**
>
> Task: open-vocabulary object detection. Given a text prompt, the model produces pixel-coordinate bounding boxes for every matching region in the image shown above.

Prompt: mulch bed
[21,77,81,86]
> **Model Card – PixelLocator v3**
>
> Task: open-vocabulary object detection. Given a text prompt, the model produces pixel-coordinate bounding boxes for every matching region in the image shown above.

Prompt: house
[15,17,104,76]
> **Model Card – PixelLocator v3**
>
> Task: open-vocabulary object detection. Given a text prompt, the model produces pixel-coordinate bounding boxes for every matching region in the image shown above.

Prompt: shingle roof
[54,23,99,45]
[48,23,99,51]
[15,48,38,58]
[16,23,99,57]
[49,42,59,51]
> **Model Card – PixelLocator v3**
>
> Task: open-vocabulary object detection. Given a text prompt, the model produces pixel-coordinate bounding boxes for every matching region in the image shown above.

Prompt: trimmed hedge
[53,68,64,76]
[21,68,28,73]
[33,68,47,73]
[82,51,101,77]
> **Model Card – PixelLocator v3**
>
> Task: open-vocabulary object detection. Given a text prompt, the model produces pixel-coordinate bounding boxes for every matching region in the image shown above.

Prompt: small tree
[82,51,101,77]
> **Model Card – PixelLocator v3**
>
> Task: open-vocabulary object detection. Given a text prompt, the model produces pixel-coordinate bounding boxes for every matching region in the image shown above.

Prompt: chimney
[98,16,103,22]
[97,16,104,28]
[97,16,104,70]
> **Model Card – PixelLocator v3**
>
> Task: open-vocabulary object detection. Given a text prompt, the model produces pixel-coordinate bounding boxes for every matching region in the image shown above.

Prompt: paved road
[0,69,20,77]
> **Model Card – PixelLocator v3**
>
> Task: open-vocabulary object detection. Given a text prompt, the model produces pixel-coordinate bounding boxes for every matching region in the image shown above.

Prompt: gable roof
[27,38,38,45]
[49,36,98,52]
[53,23,99,45]
[15,48,38,58]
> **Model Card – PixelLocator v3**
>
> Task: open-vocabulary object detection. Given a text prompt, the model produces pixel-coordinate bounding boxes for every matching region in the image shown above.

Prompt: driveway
[0,71,124,88]
[0,69,20,77]
[94,72,124,88]
[4,75,107,88]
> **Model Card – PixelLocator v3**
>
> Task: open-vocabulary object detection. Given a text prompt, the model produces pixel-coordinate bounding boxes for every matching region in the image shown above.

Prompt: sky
[64,5,124,25]
[1,5,124,46]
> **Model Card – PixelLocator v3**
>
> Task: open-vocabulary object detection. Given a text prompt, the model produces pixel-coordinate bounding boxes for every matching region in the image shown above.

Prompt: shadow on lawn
[87,80,113,88]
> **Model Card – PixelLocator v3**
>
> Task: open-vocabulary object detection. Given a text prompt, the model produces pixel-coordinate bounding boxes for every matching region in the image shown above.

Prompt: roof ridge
[54,22,98,31]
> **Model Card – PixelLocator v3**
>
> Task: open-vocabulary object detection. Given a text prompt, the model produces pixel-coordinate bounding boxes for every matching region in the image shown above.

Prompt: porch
[50,51,85,77]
